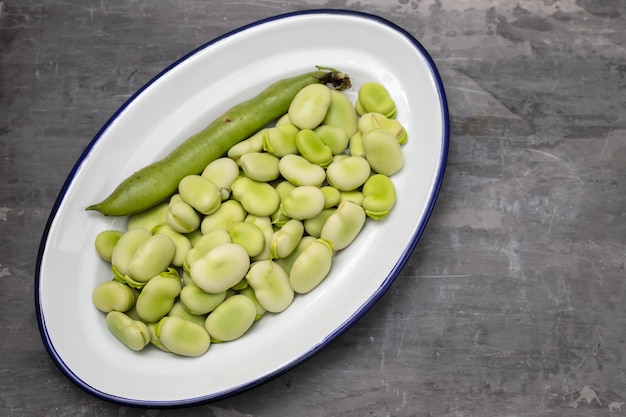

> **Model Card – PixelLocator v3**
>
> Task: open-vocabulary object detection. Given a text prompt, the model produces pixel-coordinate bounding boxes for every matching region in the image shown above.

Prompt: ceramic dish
[36,9,449,406]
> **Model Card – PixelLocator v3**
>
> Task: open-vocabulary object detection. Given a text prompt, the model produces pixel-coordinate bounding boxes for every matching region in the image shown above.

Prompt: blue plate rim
[34,8,450,408]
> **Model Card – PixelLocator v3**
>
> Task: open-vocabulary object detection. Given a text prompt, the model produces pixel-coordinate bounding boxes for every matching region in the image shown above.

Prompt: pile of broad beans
[92,78,408,357]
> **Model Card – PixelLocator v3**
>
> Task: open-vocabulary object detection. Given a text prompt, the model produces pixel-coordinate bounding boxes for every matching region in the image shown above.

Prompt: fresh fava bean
[280,185,325,220]
[157,316,211,357]
[227,128,267,161]
[339,190,364,206]
[289,238,334,294]
[88,69,350,216]
[201,157,240,200]
[110,228,152,278]
[231,176,280,217]
[320,201,366,251]
[278,154,326,187]
[270,219,304,259]
[184,229,232,271]
[95,230,124,262]
[362,174,397,220]
[106,311,151,351]
[320,185,341,208]
[135,268,182,323]
[325,156,371,191]
[126,202,168,232]
[361,128,404,176]
[295,129,333,168]
[314,124,350,155]
[321,89,359,137]
[245,260,294,313]
[166,194,201,234]
[92,280,136,313]
[263,123,299,157]
[179,283,227,315]
[288,83,332,130]
[356,82,397,118]
[348,131,365,157]
[357,112,408,144]
[168,300,206,328]
[178,175,221,215]
[200,199,246,235]
[153,224,192,267]
[147,322,170,352]
[204,294,256,343]
[239,287,266,320]
[127,234,176,283]
[275,236,316,275]
[190,243,250,294]
[303,208,336,238]
[238,152,280,182]
[244,214,274,262]
[227,221,265,258]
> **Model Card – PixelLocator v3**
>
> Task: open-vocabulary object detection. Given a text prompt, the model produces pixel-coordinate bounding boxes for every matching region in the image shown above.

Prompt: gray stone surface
[1,0,625,416]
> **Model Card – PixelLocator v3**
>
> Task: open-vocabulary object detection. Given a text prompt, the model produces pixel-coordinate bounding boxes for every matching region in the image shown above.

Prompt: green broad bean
[325,156,371,191]
[226,128,267,161]
[204,294,256,343]
[288,83,332,130]
[239,287,266,320]
[320,201,366,250]
[263,123,299,157]
[244,214,274,261]
[106,311,151,352]
[184,229,232,272]
[157,316,211,357]
[201,157,241,200]
[168,300,207,328]
[289,238,334,294]
[339,190,364,206]
[135,268,182,323]
[295,129,333,168]
[92,280,136,313]
[245,260,294,313]
[270,219,304,259]
[127,234,176,283]
[185,229,203,247]
[200,199,246,235]
[303,208,336,238]
[274,235,316,275]
[126,202,168,232]
[280,185,325,220]
[178,175,221,216]
[231,176,280,217]
[95,230,124,262]
[320,185,341,208]
[348,131,365,157]
[357,112,408,144]
[238,152,280,182]
[110,228,152,277]
[153,224,192,268]
[227,221,265,258]
[321,89,359,137]
[147,322,170,352]
[274,113,291,126]
[356,82,397,118]
[189,243,251,294]
[166,194,201,234]
[362,173,397,220]
[278,154,326,187]
[361,128,404,176]
[179,283,227,315]
[314,124,350,155]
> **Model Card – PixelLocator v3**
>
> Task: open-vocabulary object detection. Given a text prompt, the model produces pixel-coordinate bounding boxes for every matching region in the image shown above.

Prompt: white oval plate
[36,9,449,407]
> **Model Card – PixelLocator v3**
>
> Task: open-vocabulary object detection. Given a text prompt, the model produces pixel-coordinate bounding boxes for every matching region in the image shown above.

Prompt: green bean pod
[88,69,350,216]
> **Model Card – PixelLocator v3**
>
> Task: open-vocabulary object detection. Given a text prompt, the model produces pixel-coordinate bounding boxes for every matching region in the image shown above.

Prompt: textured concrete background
[1,0,625,416]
